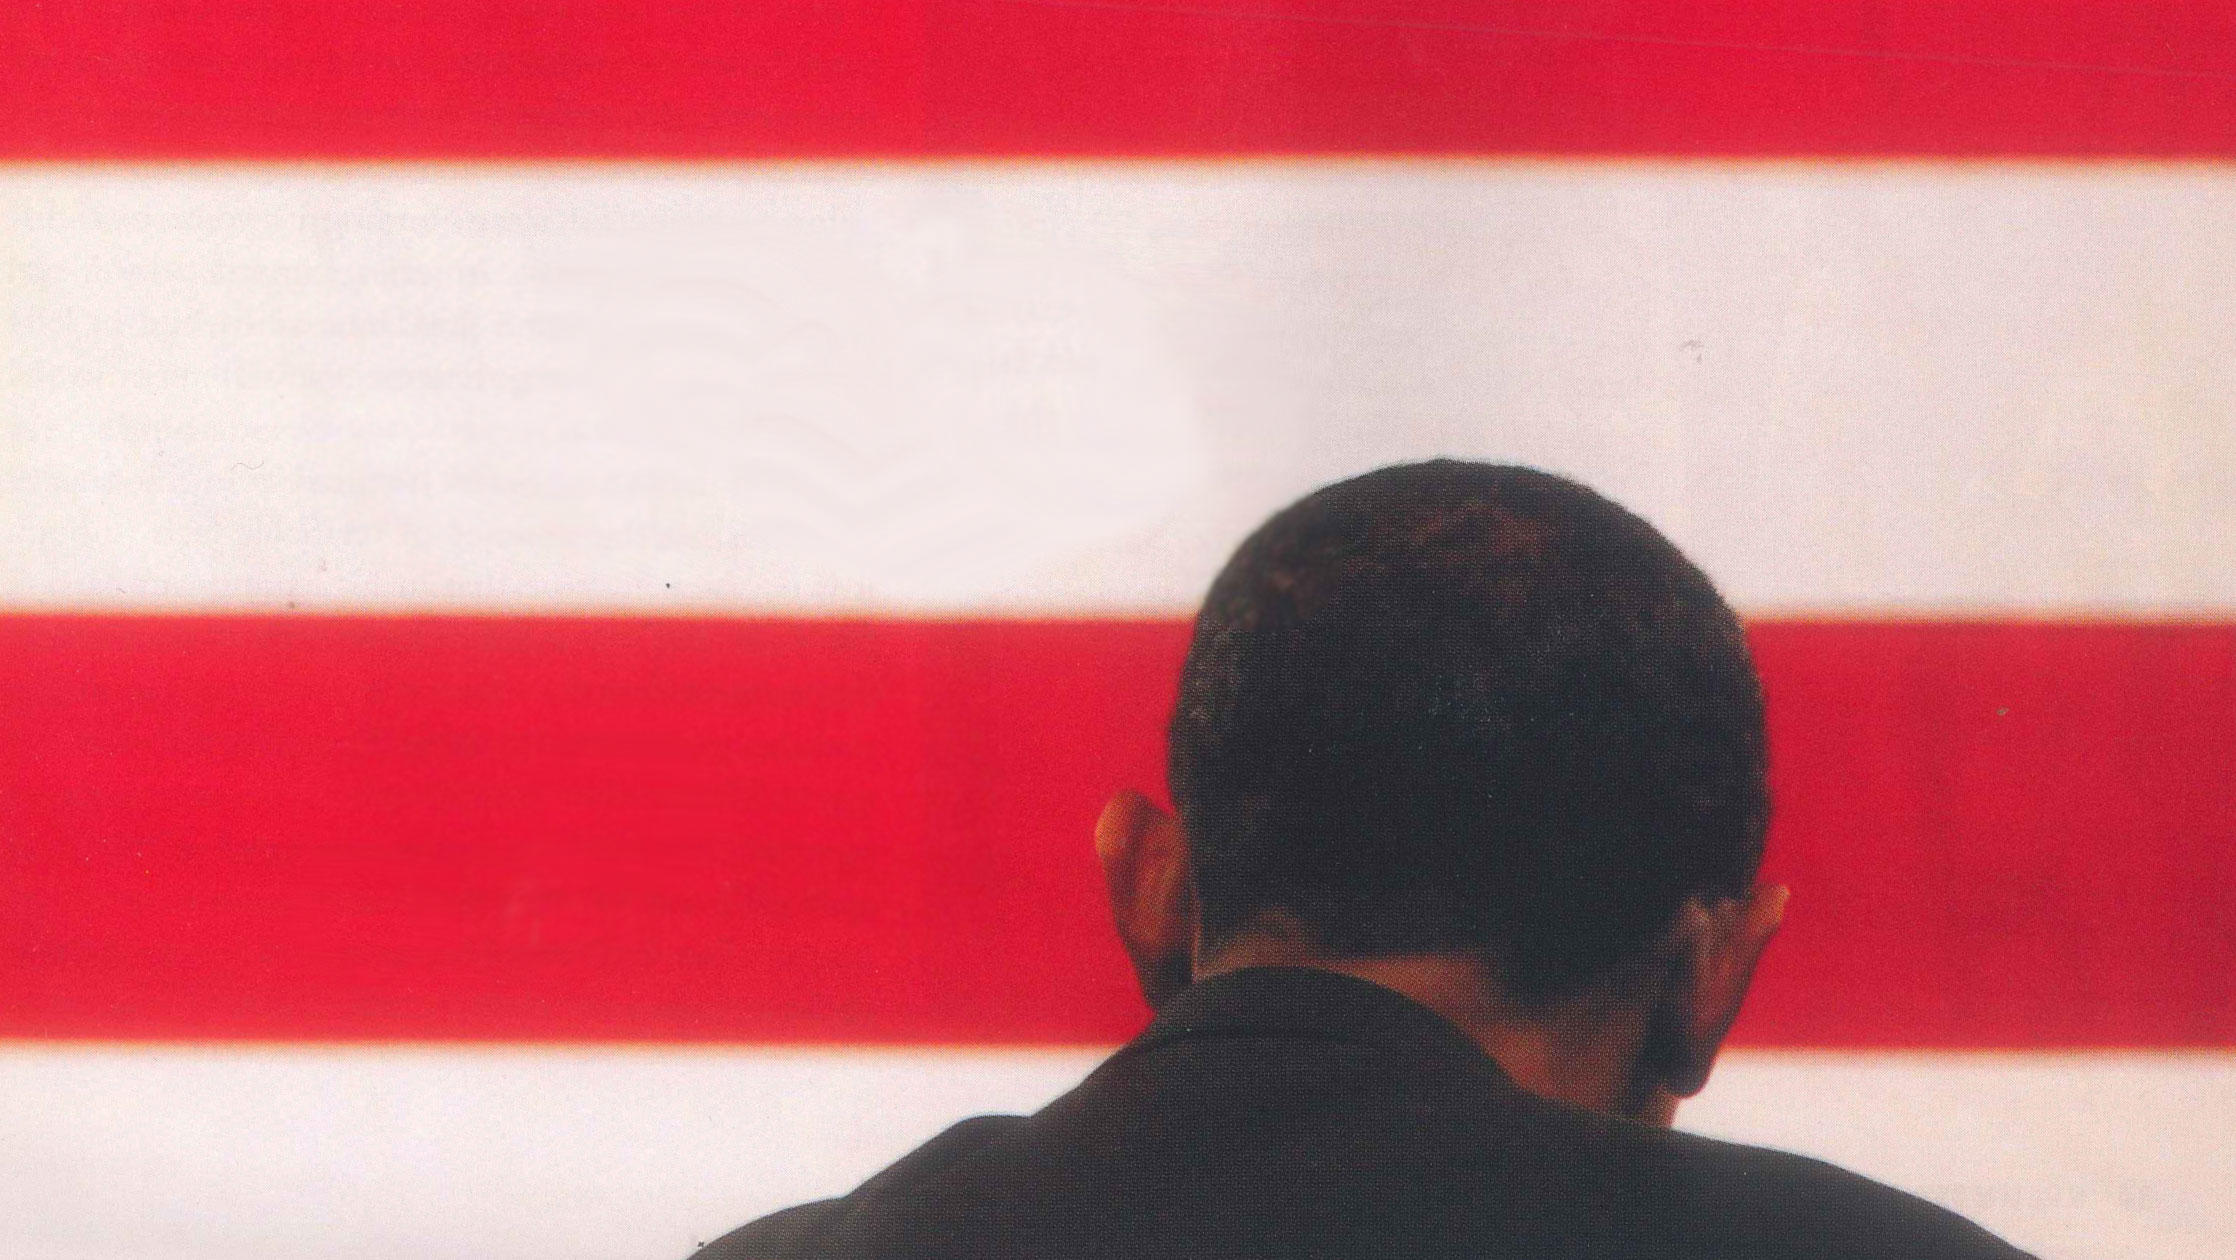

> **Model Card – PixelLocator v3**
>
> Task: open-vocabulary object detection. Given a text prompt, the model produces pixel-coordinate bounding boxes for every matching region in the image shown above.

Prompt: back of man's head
[1168,460,1769,1004]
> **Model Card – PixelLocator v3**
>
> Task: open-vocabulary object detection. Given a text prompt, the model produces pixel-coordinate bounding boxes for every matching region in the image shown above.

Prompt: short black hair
[1168,461,1769,1003]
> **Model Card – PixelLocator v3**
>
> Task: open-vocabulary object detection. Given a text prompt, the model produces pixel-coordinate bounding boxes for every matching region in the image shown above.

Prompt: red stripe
[1,616,2228,1046]
[4,2,2234,159]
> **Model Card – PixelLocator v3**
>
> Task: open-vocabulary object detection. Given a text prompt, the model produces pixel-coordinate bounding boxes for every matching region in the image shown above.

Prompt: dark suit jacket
[695,966,2031,1259]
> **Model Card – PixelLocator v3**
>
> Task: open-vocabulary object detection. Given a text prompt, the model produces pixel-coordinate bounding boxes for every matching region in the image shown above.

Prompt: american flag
[1,4,2230,1258]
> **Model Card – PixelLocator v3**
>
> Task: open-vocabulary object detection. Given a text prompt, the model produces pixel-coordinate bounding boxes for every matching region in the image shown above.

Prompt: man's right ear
[1094,789,1196,1009]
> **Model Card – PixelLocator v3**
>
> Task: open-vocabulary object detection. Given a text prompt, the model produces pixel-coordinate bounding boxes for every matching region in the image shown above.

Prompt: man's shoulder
[687,1114,1022,1260]
[690,1199,842,1260]
[1631,1122,2035,1260]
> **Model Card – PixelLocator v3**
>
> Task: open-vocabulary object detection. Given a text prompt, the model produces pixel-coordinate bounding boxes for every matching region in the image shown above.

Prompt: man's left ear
[1093,789,1197,1009]
[1656,883,1788,1099]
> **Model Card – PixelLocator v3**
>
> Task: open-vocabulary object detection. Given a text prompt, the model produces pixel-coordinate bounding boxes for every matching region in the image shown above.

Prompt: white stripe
[0,1045,2224,1260]
[0,1044,1098,1260]
[1681,1050,2235,1260]
[3,164,2231,615]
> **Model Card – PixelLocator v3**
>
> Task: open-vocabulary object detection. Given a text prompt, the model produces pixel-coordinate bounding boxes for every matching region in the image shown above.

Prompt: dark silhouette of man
[695,461,2031,1259]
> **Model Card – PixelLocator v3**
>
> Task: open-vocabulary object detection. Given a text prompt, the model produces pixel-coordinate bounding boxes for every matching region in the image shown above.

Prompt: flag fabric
[2,5,2231,1259]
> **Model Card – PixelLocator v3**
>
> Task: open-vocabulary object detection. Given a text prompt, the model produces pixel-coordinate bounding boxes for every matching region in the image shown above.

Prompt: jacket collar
[1123,965,1514,1084]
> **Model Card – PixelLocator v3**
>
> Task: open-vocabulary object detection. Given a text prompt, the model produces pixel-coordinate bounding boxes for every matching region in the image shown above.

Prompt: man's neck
[1200,936,1668,1123]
